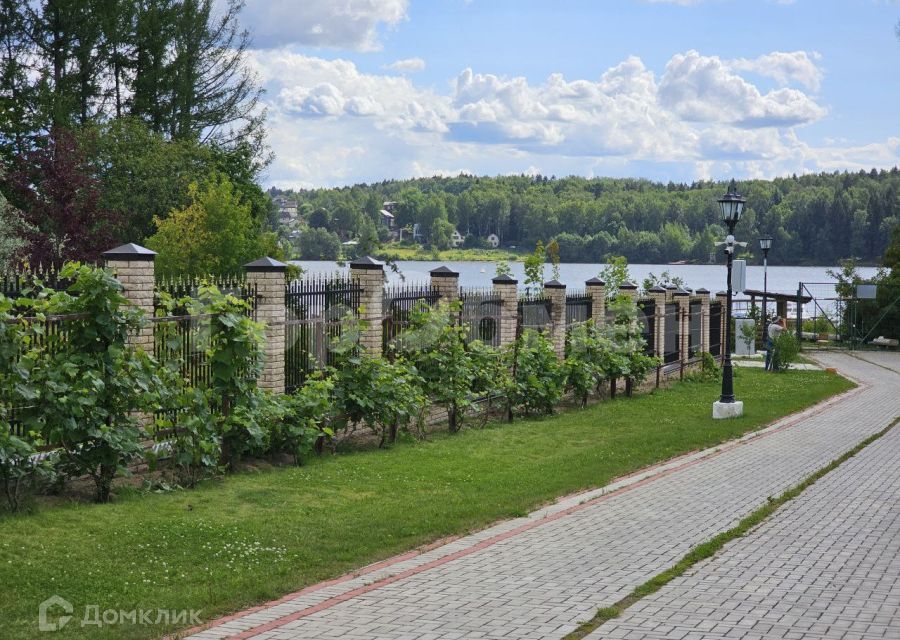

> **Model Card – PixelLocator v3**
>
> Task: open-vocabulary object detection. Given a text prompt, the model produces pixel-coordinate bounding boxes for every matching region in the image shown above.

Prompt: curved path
[188,352,900,640]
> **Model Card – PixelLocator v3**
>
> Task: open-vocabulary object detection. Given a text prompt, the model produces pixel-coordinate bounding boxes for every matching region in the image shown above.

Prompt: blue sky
[235,0,900,188]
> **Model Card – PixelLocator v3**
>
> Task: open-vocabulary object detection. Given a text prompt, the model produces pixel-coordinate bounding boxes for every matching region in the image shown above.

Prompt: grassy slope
[373,246,523,262]
[0,369,853,639]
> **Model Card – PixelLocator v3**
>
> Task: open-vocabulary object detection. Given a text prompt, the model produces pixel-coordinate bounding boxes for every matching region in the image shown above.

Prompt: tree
[308,207,330,229]
[430,218,454,251]
[0,185,32,268]
[147,173,279,274]
[2,128,119,263]
[297,227,341,260]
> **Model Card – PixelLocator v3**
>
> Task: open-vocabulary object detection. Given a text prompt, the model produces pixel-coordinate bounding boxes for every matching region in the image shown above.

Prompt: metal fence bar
[382,283,441,353]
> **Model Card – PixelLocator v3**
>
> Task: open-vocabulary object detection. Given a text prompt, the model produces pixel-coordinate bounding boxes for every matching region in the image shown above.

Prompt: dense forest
[274,170,900,266]
[0,0,278,273]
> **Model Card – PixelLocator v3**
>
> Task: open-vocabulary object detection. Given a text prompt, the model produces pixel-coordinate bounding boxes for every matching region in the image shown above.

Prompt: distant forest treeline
[274,169,900,265]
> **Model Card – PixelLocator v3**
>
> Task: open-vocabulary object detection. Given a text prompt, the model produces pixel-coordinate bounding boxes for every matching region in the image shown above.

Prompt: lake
[291,259,880,298]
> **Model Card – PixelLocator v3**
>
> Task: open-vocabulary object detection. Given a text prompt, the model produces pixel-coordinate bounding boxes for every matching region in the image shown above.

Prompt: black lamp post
[718,180,745,404]
[758,235,773,338]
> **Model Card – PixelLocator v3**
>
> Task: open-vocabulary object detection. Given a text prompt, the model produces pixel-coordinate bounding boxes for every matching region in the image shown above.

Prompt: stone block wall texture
[493,279,519,347]
[545,283,567,359]
[351,264,385,354]
[699,294,711,354]
[716,291,729,357]
[246,266,286,394]
[651,291,667,358]
[104,258,155,352]
[585,281,605,326]
[430,270,460,305]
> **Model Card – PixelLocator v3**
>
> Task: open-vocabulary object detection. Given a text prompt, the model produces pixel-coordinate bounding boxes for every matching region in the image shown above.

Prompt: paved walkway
[594,351,900,640]
[188,352,900,640]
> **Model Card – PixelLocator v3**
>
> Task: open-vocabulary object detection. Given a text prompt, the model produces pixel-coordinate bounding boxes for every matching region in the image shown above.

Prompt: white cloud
[249,49,898,188]
[730,51,823,91]
[658,50,826,127]
[235,0,408,51]
[386,57,426,73]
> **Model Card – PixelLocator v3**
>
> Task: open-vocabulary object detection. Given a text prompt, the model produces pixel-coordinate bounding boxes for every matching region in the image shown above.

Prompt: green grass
[373,245,523,262]
[0,369,852,639]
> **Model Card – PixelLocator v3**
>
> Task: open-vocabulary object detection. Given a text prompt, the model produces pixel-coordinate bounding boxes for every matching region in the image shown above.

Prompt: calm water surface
[291,260,879,297]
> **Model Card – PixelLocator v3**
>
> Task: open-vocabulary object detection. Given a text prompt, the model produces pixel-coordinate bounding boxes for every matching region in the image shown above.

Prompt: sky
[233,0,900,189]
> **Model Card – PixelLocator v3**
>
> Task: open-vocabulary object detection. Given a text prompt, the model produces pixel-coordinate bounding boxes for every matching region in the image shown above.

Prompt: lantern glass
[718,180,746,225]
[759,236,773,251]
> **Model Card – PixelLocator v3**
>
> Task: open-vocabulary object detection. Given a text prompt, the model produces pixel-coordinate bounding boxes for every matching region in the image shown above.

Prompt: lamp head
[718,179,746,226]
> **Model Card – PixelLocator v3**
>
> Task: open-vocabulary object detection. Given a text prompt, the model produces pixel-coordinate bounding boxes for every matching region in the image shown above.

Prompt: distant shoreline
[368,246,880,268]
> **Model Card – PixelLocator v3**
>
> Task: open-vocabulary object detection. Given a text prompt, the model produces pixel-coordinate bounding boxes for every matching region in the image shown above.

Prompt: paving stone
[190,352,900,639]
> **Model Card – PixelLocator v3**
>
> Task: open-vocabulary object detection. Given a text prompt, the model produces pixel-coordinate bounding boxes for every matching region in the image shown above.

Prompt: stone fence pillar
[492,274,518,347]
[665,284,677,303]
[349,257,385,355]
[648,285,667,359]
[585,277,605,326]
[245,257,287,394]
[102,243,156,352]
[544,279,567,359]
[696,288,710,354]
[429,266,460,305]
[674,288,690,365]
[715,291,728,358]
[618,281,639,304]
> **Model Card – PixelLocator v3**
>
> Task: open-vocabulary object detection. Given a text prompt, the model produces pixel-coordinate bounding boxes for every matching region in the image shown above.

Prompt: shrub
[193,284,265,468]
[505,329,565,417]
[564,321,605,407]
[16,263,163,502]
[772,332,800,371]
[331,318,425,446]
[266,377,334,464]
[398,302,482,433]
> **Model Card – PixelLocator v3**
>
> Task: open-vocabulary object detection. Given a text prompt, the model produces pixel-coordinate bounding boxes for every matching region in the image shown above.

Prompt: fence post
[619,281,638,304]
[102,243,156,352]
[430,266,460,305]
[716,291,728,358]
[245,257,287,395]
[696,288,710,354]
[585,277,605,325]
[675,288,690,364]
[349,256,385,354]
[544,279,567,359]
[648,285,667,358]
[492,274,518,347]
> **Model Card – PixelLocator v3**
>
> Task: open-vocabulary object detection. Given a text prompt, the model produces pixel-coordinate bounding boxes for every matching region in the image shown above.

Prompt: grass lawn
[373,245,523,262]
[0,369,853,639]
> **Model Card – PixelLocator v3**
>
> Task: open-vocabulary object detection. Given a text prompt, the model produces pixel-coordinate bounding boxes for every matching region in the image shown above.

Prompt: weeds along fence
[284,274,362,392]
[459,287,501,346]
[382,283,441,353]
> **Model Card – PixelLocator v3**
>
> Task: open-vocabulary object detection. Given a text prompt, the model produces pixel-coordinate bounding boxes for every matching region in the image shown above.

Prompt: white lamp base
[712,400,744,419]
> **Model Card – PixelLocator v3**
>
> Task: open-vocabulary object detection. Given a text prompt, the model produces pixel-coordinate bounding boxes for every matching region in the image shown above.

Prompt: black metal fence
[155,274,258,315]
[382,283,441,352]
[517,293,552,333]
[663,302,680,364]
[636,299,656,356]
[284,274,362,392]
[565,291,592,327]
[459,288,501,346]
[689,300,702,359]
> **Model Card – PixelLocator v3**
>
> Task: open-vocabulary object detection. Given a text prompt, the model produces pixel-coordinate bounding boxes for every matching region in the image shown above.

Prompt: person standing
[765,316,786,371]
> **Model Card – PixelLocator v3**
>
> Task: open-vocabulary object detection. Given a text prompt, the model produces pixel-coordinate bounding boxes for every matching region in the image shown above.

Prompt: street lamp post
[713,180,746,419]
[758,236,773,338]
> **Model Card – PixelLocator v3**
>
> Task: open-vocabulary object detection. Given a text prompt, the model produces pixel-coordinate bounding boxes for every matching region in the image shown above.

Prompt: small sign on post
[856,284,877,299]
